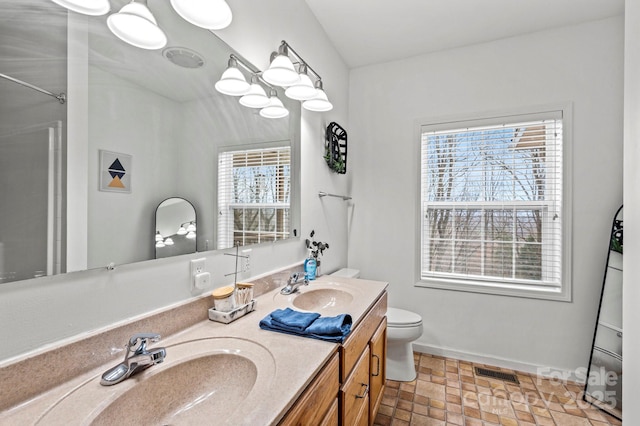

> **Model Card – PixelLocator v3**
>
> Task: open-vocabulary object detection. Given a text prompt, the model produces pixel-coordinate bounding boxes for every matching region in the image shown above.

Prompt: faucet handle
[126,333,161,356]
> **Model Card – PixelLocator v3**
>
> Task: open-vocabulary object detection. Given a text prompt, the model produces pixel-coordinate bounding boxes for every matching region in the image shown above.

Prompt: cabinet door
[280,353,339,426]
[341,346,370,426]
[369,317,387,424]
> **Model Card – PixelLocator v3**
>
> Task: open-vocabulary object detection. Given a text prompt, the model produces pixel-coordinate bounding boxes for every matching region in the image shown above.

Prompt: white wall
[0,0,350,363]
[348,17,624,374]
[623,0,640,423]
[87,67,182,268]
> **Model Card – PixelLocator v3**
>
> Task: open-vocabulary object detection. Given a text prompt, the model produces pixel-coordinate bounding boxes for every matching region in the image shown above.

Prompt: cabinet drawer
[341,292,387,381]
[280,352,339,426]
[341,346,371,426]
[369,317,387,423]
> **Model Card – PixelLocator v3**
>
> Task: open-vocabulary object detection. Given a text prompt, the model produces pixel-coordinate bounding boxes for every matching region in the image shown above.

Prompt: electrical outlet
[241,249,251,272]
[190,258,206,291]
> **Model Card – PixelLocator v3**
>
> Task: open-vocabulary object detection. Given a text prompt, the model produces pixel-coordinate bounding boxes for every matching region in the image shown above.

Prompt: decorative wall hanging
[325,121,347,174]
[99,150,132,193]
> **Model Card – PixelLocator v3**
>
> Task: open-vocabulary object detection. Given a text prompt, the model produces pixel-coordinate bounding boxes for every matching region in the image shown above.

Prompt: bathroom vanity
[0,272,388,425]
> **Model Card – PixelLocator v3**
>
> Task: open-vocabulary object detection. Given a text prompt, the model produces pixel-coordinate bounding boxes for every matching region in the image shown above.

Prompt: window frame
[216,141,292,249]
[415,105,573,302]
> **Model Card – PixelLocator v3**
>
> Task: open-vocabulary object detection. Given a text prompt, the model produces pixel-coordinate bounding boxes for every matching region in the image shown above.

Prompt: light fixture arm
[279,40,322,81]
[229,54,275,91]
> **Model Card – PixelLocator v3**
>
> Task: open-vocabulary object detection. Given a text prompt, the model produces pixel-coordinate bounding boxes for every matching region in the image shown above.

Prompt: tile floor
[374,353,622,426]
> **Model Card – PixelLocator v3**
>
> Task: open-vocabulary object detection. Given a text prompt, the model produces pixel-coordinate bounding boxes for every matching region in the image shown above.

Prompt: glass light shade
[260,95,289,119]
[285,72,317,101]
[186,222,196,232]
[303,81,333,112]
[50,0,110,15]
[262,54,300,87]
[170,0,232,30]
[215,65,250,96]
[155,231,163,241]
[186,231,196,239]
[164,237,174,246]
[176,226,187,235]
[155,240,165,248]
[107,1,167,50]
[239,77,270,108]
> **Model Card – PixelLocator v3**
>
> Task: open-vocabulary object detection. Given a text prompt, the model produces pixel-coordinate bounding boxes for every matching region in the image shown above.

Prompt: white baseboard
[412,342,586,384]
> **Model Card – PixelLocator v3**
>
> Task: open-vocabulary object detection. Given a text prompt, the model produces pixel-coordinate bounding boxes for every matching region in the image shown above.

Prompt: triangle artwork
[100,150,131,193]
[108,158,126,188]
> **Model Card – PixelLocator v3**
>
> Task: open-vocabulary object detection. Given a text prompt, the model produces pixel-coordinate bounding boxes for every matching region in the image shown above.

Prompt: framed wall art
[99,150,132,193]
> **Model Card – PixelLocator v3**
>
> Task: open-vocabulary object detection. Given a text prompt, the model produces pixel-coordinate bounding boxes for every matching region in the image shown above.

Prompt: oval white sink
[37,338,275,425]
[292,288,354,311]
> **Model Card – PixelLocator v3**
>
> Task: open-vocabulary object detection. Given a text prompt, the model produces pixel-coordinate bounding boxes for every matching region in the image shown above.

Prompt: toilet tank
[330,268,360,278]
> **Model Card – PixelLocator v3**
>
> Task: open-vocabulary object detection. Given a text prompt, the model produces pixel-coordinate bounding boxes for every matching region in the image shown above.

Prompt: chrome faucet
[100,333,166,386]
[280,272,309,295]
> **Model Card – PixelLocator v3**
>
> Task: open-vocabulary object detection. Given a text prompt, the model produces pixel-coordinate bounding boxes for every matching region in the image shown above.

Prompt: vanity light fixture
[186,221,196,233]
[302,80,333,112]
[186,231,196,239]
[262,43,300,87]
[239,75,270,108]
[215,57,250,96]
[176,224,187,236]
[155,240,165,248]
[284,64,317,101]
[155,231,164,241]
[49,0,110,15]
[107,0,167,50]
[170,0,232,30]
[260,89,289,119]
[164,237,174,246]
[268,40,333,111]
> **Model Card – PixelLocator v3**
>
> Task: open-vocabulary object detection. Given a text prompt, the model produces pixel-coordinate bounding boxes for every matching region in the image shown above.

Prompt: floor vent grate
[474,367,520,384]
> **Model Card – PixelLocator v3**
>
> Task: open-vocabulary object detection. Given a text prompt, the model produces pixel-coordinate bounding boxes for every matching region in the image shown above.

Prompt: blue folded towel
[259,308,352,343]
[270,308,320,333]
[305,314,352,343]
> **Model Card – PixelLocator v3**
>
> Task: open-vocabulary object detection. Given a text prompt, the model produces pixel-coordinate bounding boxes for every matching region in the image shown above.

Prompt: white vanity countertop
[0,275,388,425]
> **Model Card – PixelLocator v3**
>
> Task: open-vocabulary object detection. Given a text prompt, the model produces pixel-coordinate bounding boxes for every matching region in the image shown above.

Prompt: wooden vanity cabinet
[341,347,370,426]
[369,317,387,423]
[339,292,387,425]
[279,352,340,426]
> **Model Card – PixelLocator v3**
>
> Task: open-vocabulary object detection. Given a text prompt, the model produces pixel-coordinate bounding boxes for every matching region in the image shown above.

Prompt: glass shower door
[0,121,62,282]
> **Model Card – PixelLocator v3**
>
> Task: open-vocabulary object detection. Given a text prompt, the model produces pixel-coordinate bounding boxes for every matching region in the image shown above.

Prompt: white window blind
[218,146,291,248]
[420,112,564,289]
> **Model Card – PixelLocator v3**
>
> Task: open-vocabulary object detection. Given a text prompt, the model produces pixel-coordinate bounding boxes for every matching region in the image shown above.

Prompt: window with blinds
[218,146,291,248]
[420,111,565,292]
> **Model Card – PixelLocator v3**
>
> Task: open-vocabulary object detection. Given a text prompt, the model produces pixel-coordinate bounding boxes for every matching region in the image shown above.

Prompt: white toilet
[330,268,423,382]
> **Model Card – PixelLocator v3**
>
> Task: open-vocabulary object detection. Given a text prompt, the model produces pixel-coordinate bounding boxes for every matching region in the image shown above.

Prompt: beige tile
[394,408,411,422]
[499,417,518,426]
[446,411,463,425]
[549,410,592,425]
[477,394,515,418]
[415,381,445,400]
[420,356,445,372]
[428,407,445,420]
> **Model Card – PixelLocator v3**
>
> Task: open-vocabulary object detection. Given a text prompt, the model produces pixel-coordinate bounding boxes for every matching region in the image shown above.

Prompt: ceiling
[304,0,625,69]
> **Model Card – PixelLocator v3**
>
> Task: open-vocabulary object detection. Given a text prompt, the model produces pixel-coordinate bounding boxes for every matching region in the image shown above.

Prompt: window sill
[415,277,571,302]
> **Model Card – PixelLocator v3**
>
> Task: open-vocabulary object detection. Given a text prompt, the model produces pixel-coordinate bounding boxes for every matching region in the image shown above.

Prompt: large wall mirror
[0,0,301,284]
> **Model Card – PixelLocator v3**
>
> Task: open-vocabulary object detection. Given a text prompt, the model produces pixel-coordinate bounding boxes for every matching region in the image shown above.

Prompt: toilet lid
[387,307,422,327]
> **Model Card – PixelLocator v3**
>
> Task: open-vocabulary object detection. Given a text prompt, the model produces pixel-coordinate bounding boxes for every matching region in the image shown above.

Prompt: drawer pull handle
[372,354,381,377]
[355,383,369,399]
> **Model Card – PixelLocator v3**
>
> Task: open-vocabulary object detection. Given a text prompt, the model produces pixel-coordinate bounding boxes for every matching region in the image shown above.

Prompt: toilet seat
[387,307,422,328]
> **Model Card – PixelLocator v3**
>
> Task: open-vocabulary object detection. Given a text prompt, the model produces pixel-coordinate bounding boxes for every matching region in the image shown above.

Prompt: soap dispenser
[304,249,317,280]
